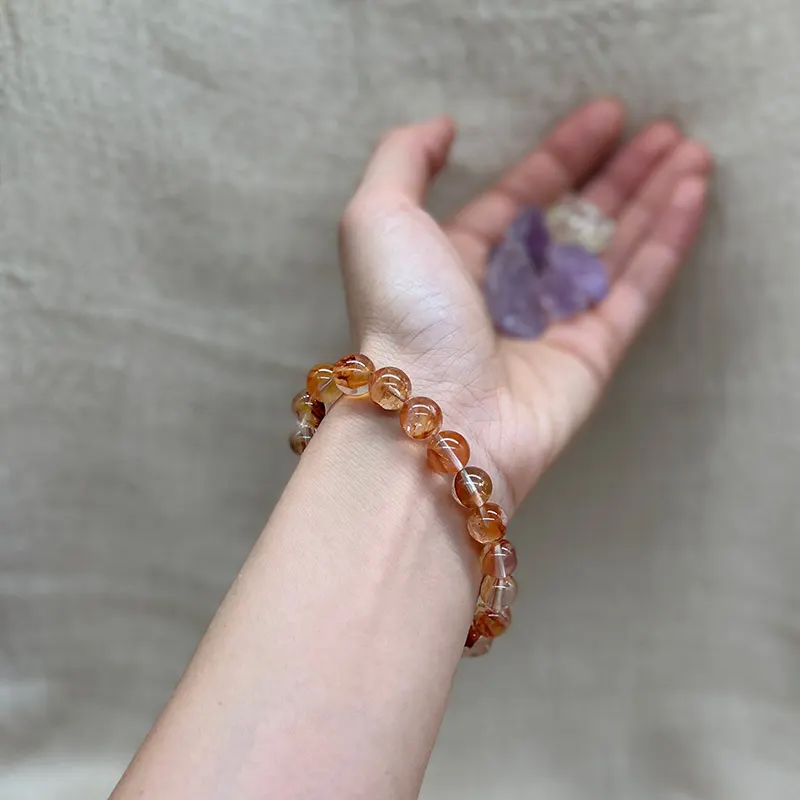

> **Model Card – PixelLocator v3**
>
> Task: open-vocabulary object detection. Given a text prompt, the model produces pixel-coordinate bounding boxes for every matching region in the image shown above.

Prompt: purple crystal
[521,208,550,272]
[537,265,589,320]
[485,225,549,338]
[484,207,609,339]
[548,242,609,304]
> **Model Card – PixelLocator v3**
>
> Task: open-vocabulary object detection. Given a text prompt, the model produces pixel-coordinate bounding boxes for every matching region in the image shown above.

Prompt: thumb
[352,115,456,207]
[337,117,458,340]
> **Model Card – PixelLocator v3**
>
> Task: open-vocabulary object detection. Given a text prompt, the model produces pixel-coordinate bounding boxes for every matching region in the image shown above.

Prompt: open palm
[339,99,711,509]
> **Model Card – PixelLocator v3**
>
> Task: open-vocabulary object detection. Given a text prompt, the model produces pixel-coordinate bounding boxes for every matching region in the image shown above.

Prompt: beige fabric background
[2,1,800,798]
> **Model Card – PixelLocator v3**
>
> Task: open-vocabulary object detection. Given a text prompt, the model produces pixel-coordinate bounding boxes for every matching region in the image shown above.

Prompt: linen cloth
[1,1,799,797]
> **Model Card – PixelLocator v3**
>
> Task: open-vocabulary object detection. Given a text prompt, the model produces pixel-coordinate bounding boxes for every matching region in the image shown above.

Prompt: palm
[342,101,710,506]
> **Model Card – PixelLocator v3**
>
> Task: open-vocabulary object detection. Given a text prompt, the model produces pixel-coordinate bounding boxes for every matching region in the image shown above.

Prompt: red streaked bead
[333,353,375,396]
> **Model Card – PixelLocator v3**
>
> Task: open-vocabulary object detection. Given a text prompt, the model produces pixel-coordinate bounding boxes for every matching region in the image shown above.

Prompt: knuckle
[339,191,412,239]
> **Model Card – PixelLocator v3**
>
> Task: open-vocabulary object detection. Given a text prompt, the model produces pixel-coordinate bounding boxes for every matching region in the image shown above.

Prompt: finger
[603,139,712,277]
[446,98,624,263]
[615,175,708,313]
[580,121,682,217]
[543,175,708,385]
[338,117,459,337]
[355,116,456,207]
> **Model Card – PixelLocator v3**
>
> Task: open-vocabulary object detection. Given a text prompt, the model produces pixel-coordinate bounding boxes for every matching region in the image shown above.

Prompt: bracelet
[289,353,518,659]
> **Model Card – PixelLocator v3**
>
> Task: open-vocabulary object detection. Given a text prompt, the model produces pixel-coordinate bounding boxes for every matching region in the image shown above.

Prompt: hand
[339,99,711,510]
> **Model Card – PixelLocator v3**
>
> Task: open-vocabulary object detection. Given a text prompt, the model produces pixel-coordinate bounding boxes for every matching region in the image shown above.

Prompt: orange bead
[465,623,482,649]
[466,502,507,544]
[291,392,325,427]
[480,539,517,578]
[426,431,470,474]
[306,364,342,405]
[333,353,375,396]
[452,466,492,508]
[474,605,512,638]
[289,425,314,455]
[480,575,518,612]
[399,396,442,440]
[463,629,492,658]
[369,367,412,411]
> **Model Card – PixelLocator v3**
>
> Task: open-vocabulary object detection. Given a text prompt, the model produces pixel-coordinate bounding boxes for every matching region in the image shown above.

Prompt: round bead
[452,467,493,508]
[480,575,518,612]
[463,635,492,658]
[399,396,442,440]
[426,431,470,474]
[474,605,512,638]
[466,502,508,544]
[463,623,492,657]
[480,539,518,578]
[333,353,375,396]
[306,364,342,405]
[289,424,314,455]
[465,623,481,649]
[291,392,325,427]
[369,367,412,411]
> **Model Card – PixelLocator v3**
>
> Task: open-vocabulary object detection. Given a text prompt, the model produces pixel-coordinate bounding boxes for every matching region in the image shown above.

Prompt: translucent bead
[289,424,314,455]
[400,397,442,440]
[463,636,492,658]
[465,623,481,649]
[462,623,492,657]
[306,364,342,405]
[452,467,492,508]
[466,502,507,544]
[291,392,325,427]
[369,366,412,411]
[474,604,512,638]
[480,575,518,612]
[480,539,517,578]
[426,431,470,474]
[333,353,375,396]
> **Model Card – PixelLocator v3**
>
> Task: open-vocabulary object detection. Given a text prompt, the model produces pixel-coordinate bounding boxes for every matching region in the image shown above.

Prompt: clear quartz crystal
[546,195,614,253]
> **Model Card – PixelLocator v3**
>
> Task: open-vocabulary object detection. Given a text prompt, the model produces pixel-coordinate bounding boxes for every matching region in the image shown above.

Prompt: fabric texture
[2,1,799,797]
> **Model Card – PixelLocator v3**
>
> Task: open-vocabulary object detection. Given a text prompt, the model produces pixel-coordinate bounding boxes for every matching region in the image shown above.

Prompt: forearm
[114,399,489,799]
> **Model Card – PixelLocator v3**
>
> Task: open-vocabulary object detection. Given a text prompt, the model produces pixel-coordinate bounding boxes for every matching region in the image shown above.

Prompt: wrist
[290,347,523,657]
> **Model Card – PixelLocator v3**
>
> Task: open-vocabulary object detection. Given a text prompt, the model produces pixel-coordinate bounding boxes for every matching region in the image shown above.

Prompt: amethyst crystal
[484,206,609,339]
[549,242,608,304]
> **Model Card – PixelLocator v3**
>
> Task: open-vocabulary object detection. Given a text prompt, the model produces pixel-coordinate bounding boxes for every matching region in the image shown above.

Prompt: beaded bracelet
[289,353,518,659]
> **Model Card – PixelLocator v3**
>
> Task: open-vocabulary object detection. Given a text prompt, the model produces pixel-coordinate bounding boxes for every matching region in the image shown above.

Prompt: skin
[112,99,711,799]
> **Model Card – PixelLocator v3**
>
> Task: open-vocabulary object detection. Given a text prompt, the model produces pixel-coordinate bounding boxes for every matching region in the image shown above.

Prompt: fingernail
[678,140,713,172]
[586,97,624,129]
[690,139,714,171]
[640,122,682,154]
[672,176,706,209]
[423,113,452,127]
